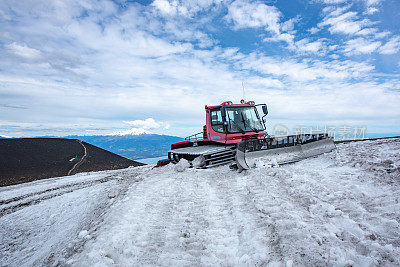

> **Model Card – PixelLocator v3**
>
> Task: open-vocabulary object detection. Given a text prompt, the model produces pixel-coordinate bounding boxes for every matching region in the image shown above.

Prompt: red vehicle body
[171,100,268,150]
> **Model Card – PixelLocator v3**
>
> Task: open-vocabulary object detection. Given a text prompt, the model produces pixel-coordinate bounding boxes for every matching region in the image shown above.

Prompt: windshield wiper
[227,116,245,134]
[240,112,259,133]
[240,112,247,128]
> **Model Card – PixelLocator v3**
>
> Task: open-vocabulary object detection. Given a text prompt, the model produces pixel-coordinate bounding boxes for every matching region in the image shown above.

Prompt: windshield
[225,106,265,133]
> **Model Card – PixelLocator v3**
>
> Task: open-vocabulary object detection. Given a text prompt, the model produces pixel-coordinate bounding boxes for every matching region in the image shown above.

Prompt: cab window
[210,109,224,133]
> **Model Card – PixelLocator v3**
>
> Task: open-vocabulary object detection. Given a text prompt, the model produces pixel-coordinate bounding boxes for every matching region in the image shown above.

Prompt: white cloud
[151,0,222,17]
[281,16,300,32]
[225,0,281,35]
[366,0,381,5]
[374,31,390,39]
[344,37,381,55]
[110,128,153,136]
[356,27,378,36]
[123,118,161,129]
[243,77,284,88]
[263,33,295,44]
[379,36,400,55]
[151,0,177,16]
[308,27,320,34]
[5,42,43,60]
[320,0,383,14]
[146,0,220,48]
[226,1,323,55]
[294,39,325,54]
[318,3,390,41]
[320,0,347,3]
[319,10,365,35]
[364,0,383,14]
[236,53,374,81]
[119,118,171,135]
[365,6,378,14]
[316,1,398,57]
[264,36,325,55]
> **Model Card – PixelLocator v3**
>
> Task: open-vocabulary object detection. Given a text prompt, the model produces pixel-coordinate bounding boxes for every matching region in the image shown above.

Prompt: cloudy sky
[0,0,399,138]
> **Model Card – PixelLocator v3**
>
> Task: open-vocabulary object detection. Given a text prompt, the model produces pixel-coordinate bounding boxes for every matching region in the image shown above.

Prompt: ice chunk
[174,159,191,172]
[78,230,89,239]
[192,156,205,168]
[254,158,279,168]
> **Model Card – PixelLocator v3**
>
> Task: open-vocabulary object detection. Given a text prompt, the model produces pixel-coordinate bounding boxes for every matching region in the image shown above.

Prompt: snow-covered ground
[1,138,399,266]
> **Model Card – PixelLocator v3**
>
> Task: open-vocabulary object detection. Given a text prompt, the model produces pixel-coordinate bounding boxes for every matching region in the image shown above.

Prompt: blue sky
[0,0,399,138]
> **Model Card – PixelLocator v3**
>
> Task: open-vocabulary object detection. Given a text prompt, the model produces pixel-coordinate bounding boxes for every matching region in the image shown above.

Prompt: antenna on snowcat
[242,81,245,102]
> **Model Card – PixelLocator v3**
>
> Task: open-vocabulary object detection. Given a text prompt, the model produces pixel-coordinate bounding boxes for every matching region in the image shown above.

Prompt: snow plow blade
[235,134,336,170]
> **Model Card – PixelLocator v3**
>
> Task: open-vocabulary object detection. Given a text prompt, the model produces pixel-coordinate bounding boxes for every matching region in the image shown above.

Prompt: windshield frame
[224,106,265,134]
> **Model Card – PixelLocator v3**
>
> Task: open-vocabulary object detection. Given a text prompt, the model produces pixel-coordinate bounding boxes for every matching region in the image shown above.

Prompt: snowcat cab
[204,101,268,144]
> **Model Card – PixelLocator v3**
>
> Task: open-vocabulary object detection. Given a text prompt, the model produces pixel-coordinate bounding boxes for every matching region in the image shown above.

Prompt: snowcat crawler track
[168,145,236,168]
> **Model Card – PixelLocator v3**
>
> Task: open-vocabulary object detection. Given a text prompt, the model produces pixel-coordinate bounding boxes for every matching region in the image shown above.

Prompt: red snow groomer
[168,100,335,170]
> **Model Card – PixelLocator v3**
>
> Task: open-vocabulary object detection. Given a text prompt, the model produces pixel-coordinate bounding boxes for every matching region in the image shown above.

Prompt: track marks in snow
[70,166,285,265]
[0,174,122,217]
[0,167,146,266]
[246,153,400,266]
[205,171,277,265]
[69,139,400,266]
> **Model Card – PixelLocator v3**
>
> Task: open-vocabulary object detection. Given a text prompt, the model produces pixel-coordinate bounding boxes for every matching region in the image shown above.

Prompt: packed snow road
[1,138,399,266]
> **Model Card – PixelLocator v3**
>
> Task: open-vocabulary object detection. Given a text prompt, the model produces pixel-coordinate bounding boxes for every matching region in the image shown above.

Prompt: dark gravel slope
[0,138,144,187]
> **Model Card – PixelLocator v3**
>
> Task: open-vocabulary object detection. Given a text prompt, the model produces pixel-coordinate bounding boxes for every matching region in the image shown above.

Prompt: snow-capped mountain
[109,128,153,136]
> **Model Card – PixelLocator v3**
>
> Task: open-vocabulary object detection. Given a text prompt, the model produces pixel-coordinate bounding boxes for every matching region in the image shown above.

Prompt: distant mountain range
[65,134,184,160]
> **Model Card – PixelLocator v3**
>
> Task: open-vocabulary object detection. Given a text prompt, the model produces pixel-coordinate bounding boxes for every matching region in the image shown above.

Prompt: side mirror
[262,105,268,115]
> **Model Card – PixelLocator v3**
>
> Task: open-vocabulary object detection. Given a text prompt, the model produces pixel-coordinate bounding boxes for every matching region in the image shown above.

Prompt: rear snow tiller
[168,100,335,170]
